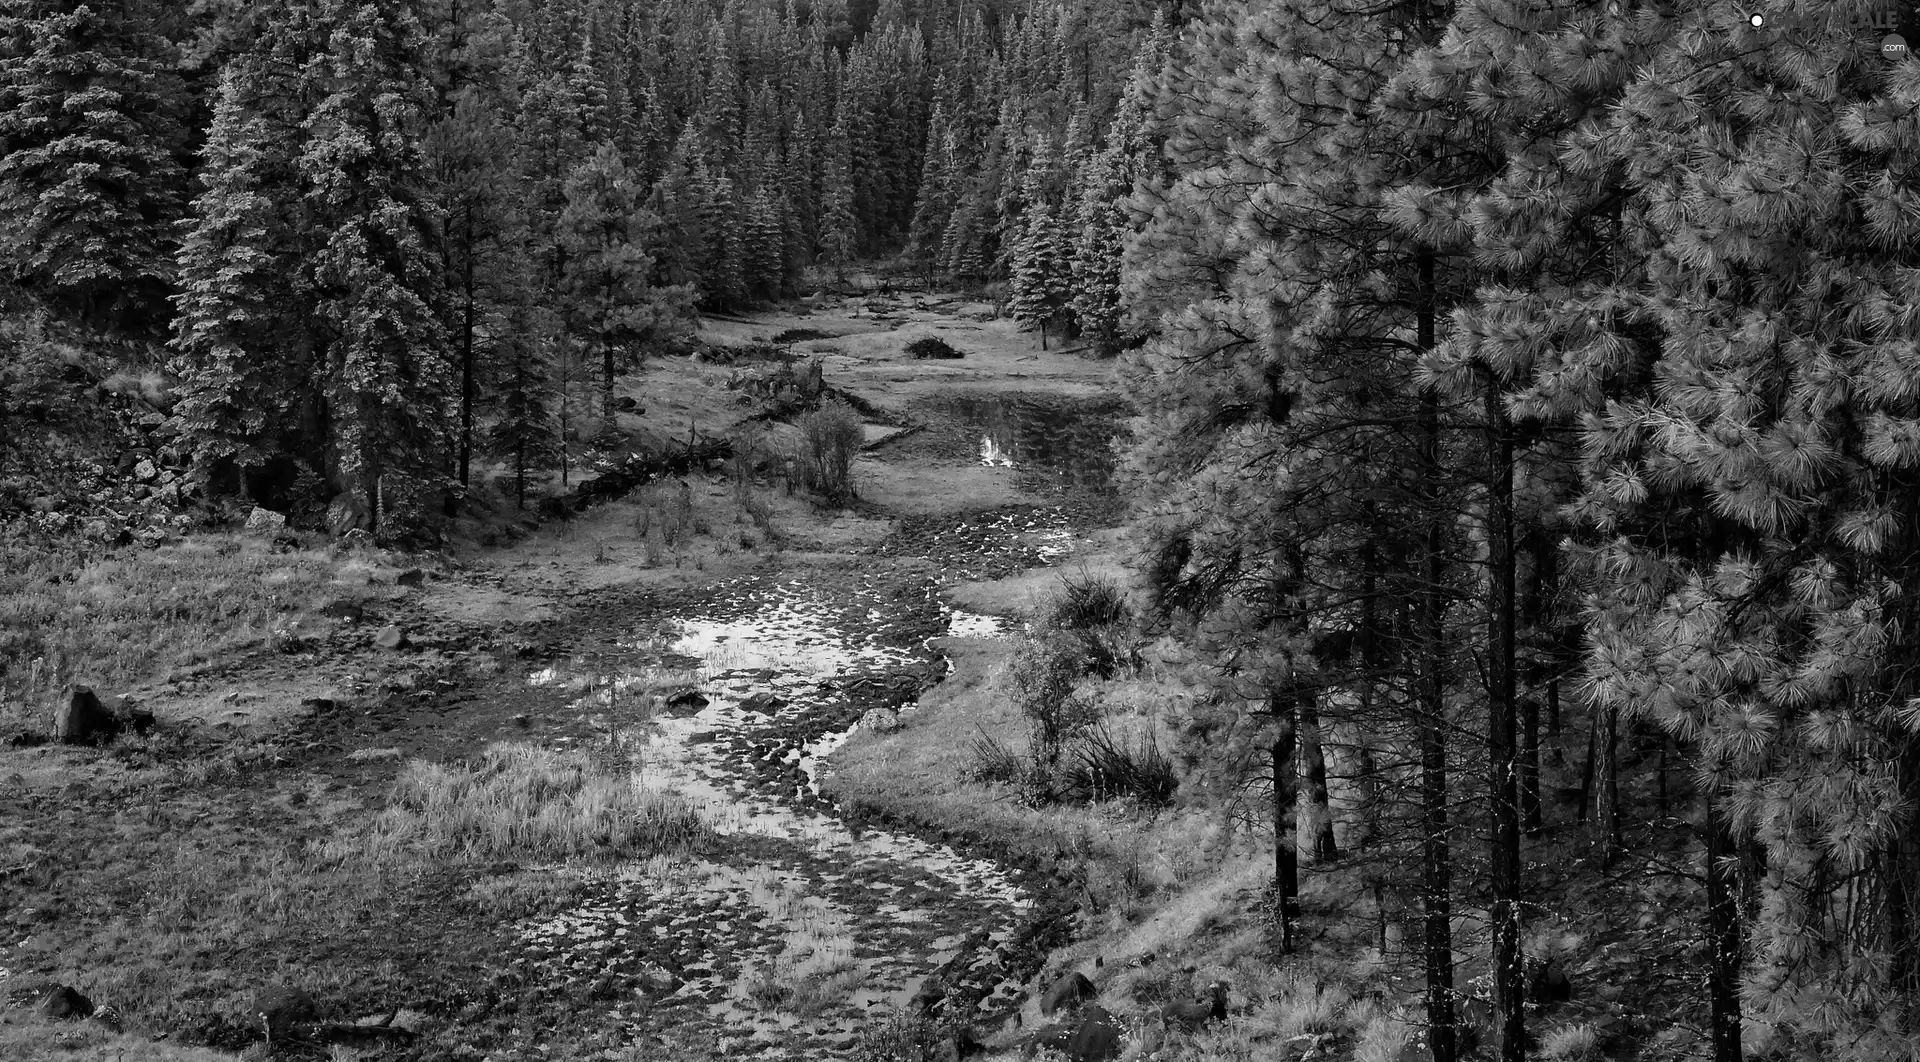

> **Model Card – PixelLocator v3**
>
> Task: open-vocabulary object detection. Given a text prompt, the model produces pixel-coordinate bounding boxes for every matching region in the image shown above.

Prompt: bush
[796,398,863,504]
[1058,726,1178,807]
[905,336,962,360]
[773,328,835,344]
[1005,630,1101,763]
[1044,568,1131,630]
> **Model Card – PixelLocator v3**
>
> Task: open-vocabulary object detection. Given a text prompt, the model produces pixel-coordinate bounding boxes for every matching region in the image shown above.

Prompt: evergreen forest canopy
[0,0,1164,534]
[3,0,1920,1060]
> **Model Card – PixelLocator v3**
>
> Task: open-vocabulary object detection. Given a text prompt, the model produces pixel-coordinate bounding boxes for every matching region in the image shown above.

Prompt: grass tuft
[333,742,713,866]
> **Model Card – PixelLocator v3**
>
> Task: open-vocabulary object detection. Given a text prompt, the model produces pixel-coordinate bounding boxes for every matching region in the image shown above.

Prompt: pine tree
[303,0,454,538]
[0,0,187,328]
[818,103,858,279]
[556,141,695,424]
[169,57,314,487]
[1007,133,1071,347]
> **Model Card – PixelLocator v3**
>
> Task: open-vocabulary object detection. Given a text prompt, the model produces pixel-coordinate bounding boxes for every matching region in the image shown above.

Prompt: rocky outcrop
[53,686,154,745]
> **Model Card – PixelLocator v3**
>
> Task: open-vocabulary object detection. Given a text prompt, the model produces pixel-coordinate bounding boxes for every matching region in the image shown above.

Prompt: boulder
[101,694,156,736]
[1025,1004,1122,1062]
[254,986,318,1040]
[243,506,287,535]
[1040,971,1097,1016]
[396,568,426,588]
[738,691,787,715]
[327,495,370,537]
[615,395,639,412]
[662,687,709,714]
[134,459,158,482]
[859,706,903,734]
[54,686,119,745]
[373,625,410,650]
[319,599,365,623]
[12,983,94,1020]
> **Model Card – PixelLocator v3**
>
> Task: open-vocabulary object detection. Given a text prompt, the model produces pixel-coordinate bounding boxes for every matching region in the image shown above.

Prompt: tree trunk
[1521,696,1542,836]
[1484,371,1524,1062]
[458,202,476,487]
[1300,693,1338,863]
[1273,704,1301,955]
[1706,794,1743,1062]
[1595,705,1621,868]
[1891,735,1920,993]
[601,339,617,426]
[1417,245,1456,1062]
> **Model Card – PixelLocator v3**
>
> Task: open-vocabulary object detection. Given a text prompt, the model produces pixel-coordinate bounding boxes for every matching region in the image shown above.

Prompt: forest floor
[0,292,1707,1062]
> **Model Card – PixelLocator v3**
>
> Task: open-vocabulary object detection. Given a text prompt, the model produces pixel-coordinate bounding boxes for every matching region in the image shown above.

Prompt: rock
[134,459,158,482]
[30,495,59,513]
[318,599,365,623]
[1528,958,1572,1005]
[635,964,680,995]
[300,698,338,713]
[54,685,121,745]
[1025,1004,1123,1062]
[373,625,409,650]
[8,730,47,748]
[6,983,94,1020]
[327,494,370,537]
[662,687,709,714]
[396,568,426,588]
[738,691,787,715]
[254,986,318,1040]
[243,506,287,535]
[615,395,639,412]
[101,694,156,736]
[1160,981,1229,1032]
[1040,971,1097,1017]
[859,706,903,734]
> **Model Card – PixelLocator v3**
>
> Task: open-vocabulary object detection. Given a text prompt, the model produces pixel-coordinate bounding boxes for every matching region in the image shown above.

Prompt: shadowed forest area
[2,1,1920,1062]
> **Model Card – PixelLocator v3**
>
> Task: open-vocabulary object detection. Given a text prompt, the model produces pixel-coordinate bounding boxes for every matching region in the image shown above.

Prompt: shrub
[796,399,863,504]
[1044,568,1131,630]
[1005,630,1101,764]
[773,328,835,344]
[1058,726,1178,807]
[904,336,962,360]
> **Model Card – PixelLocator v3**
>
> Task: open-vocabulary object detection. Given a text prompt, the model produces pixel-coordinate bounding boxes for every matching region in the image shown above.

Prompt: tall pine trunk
[1417,246,1456,1062]
[1706,794,1743,1062]
[1300,694,1338,863]
[1483,371,1524,1062]
[1273,701,1301,954]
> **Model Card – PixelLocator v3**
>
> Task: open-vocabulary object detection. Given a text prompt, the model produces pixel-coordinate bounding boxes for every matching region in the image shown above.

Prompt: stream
[505,394,1121,1059]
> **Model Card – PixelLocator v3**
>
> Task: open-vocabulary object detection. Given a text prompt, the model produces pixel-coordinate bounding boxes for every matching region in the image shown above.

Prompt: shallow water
[929,393,1129,494]
[514,570,1034,1057]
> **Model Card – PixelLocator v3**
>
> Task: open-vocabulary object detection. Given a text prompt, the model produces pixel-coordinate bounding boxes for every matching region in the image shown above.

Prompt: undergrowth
[335,742,715,865]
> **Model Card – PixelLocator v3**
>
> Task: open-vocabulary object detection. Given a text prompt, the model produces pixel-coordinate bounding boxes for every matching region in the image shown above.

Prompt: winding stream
[504,395,1120,1058]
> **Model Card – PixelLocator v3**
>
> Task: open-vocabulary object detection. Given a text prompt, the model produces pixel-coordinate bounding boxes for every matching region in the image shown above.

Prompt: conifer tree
[818,103,858,279]
[0,0,187,328]
[1007,133,1071,347]
[556,141,695,424]
[302,0,454,536]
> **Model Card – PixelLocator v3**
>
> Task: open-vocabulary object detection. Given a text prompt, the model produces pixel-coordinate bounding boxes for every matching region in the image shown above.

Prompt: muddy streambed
[512,567,1024,1058]
[927,393,1132,495]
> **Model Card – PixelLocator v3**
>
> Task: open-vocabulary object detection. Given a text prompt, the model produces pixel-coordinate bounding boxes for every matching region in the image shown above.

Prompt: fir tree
[818,103,858,279]
[1007,133,1071,347]
[302,0,454,537]
[0,0,187,327]
[556,141,695,424]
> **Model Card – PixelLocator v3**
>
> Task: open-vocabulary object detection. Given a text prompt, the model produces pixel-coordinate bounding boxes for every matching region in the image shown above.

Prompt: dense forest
[4,0,1920,1061]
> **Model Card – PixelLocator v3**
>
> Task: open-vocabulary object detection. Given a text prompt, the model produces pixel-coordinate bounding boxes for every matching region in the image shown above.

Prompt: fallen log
[537,434,734,519]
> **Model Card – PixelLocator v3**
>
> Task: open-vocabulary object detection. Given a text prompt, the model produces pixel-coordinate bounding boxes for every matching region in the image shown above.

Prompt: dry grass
[328,742,714,866]
[0,533,357,722]
[0,1012,236,1062]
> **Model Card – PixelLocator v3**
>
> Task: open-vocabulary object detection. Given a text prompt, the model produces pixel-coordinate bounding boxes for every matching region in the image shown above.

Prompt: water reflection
[933,393,1128,493]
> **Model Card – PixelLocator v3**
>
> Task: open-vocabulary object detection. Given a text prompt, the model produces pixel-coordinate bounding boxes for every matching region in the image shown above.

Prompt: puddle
[928,394,1129,493]
[516,570,1032,1056]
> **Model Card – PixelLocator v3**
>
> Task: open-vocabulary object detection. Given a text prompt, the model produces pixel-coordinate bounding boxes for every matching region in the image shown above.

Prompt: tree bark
[1417,244,1456,1062]
[1273,704,1301,955]
[458,200,476,488]
[1484,370,1525,1062]
[1706,794,1743,1062]
[1595,705,1621,868]
[1300,693,1338,863]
